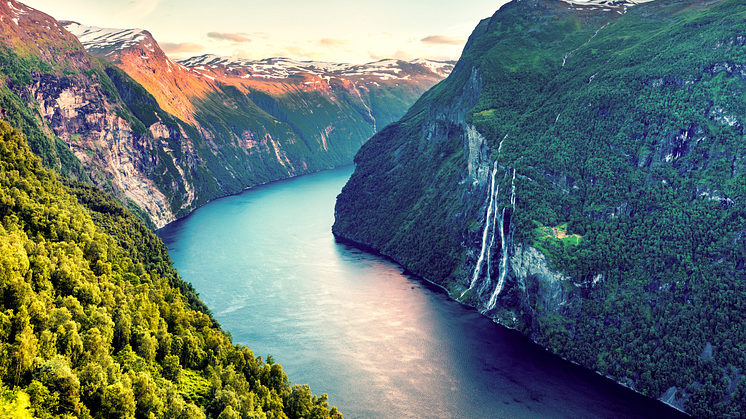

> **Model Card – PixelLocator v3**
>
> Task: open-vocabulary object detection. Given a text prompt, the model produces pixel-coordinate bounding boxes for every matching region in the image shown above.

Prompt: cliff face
[0,1,179,226]
[333,0,746,416]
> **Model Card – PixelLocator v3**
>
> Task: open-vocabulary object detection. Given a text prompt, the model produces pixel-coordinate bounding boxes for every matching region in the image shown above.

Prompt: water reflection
[159,165,688,419]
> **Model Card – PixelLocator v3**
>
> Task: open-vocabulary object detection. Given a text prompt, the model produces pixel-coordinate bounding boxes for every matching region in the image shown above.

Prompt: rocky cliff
[0,1,452,228]
[333,0,746,417]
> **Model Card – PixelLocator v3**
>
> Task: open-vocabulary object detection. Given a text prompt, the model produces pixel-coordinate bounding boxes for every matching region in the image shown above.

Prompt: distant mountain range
[0,0,452,228]
[62,21,453,135]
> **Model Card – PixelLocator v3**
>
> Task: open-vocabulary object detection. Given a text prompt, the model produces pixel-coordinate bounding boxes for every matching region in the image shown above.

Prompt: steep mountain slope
[0,118,343,418]
[333,0,746,416]
[0,0,183,227]
[63,22,452,137]
[176,54,453,132]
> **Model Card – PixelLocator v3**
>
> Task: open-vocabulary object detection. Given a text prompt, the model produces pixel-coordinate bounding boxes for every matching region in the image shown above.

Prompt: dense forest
[334,0,746,417]
[0,119,342,418]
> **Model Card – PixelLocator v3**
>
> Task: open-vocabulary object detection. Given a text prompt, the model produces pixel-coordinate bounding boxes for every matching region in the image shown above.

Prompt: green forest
[333,0,746,417]
[0,119,342,418]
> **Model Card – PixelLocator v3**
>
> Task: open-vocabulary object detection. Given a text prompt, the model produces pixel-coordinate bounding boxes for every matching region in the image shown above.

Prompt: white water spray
[486,170,516,310]
[464,162,499,295]
[498,133,508,153]
[487,208,508,310]
[511,168,516,209]
[355,85,377,132]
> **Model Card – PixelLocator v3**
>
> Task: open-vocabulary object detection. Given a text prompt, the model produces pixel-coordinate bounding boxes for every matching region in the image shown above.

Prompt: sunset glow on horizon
[20,0,508,64]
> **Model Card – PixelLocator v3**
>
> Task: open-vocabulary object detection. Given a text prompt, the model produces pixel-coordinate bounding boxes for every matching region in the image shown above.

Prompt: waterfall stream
[486,208,508,310]
[486,168,516,310]
[352,84,377,132]
[464,162,499,295]
[465,133,516,308]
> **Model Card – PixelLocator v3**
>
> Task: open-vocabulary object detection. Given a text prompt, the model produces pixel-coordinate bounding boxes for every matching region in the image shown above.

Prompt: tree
[12,326,36,386]
[162,355,182,384]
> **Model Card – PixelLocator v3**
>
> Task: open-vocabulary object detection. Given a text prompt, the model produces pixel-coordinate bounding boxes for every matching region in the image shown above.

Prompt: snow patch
[61,22,150,53]
[177,54,454,81]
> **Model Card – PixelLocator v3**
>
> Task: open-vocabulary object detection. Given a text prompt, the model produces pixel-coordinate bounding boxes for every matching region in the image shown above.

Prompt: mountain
[0,0,451,229]
[333,0,746,416]
[0,0,178,225]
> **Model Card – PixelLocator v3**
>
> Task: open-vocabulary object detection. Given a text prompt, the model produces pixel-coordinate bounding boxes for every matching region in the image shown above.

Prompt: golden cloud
[421,35,466,45]
[369,50,413,61]
[318,38,349,48]
[160,42,206,54]
[207,32,251,43]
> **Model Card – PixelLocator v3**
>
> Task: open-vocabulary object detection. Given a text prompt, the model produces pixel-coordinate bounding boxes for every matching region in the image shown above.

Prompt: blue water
[158,165,688,419]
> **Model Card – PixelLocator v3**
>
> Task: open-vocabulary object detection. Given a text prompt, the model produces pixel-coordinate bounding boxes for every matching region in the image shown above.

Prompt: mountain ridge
[62,21,453,133]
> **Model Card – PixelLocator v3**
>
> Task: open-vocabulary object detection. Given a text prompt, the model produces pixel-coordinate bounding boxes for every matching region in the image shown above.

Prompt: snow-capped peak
[61,22,151,52]
[177,54,453,81]
[561,0,656,14]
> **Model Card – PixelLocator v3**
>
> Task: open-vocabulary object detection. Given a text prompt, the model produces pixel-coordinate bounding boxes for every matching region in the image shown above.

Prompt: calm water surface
[158,165,688,419]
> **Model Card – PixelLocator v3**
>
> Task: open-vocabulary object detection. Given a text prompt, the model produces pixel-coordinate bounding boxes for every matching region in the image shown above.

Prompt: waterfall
[464,162,499,295]
[484,184,501,282]
[498,133,508,153]
[350,83,377,132]
[511,168,516,209]
[363,100,377,133]
[486,168,516,310]
[487,208,508,310]
[464,133,517,308]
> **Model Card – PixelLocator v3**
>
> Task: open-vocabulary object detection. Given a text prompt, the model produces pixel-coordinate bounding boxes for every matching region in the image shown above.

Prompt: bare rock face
[31,72,178,226]
[0,2,178,226]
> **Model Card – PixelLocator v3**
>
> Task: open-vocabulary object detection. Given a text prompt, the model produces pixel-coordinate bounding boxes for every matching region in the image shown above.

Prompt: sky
[20,0,510,64]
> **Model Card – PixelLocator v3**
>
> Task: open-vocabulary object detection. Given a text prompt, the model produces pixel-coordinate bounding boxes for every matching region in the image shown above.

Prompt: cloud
[160,42,206,54]
[393,50,415,60]
[369,49,458,63]
[368,51,385,61]
[317,38,349,48]
[421,35,466,45]
[252,32,271,39]
[276,46,326,60]
[207,32,251,43]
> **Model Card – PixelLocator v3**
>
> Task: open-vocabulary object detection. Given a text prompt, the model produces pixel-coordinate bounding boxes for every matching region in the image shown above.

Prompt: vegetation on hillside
[334,0,746,417]
[0,119,342,418]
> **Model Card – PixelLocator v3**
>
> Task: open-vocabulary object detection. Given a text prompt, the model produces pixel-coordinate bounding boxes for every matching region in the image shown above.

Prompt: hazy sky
[21,0,510,63]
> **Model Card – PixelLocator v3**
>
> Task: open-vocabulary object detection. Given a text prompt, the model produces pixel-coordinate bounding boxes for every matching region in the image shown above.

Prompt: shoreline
[331,232,691,418]
[156,163,355,233]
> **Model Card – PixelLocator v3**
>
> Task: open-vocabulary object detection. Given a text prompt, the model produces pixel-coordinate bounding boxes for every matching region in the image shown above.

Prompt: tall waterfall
[486,208,508,310]
[486,168,516,310]
[463,133,516,308]
[464,162,499,295]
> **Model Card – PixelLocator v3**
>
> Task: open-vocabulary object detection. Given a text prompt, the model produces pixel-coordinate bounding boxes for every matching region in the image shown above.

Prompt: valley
[0,0,452,228]
[0,0,744,417]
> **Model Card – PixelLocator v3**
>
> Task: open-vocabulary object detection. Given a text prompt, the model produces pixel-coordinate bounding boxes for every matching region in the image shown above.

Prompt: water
[158,165,688,419]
